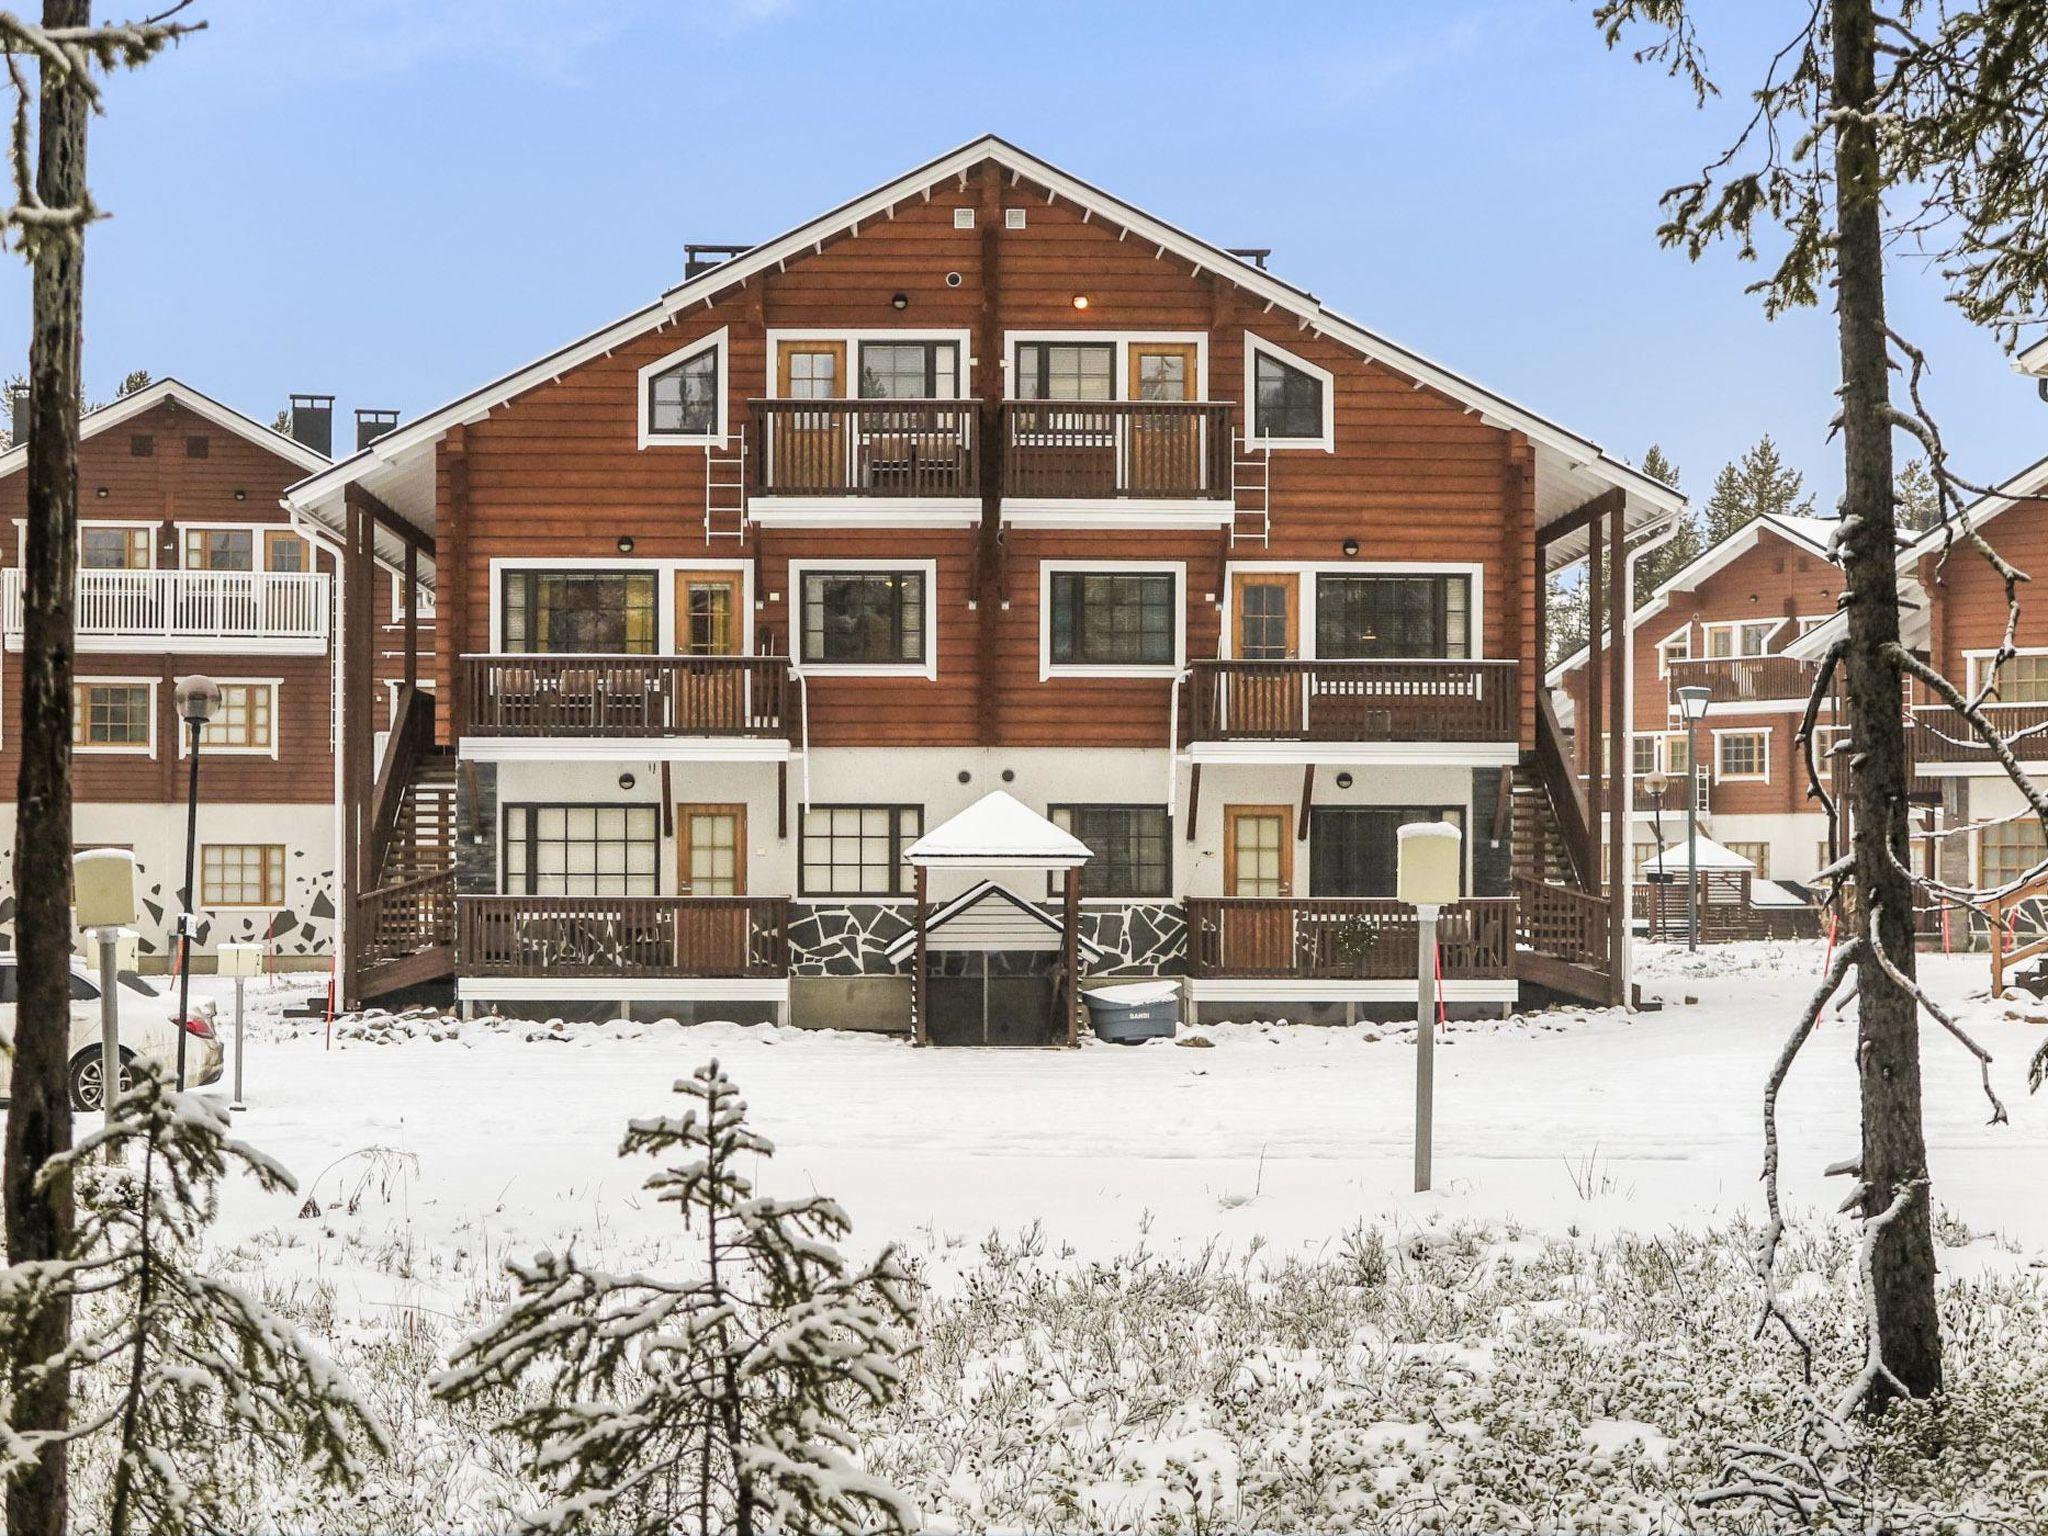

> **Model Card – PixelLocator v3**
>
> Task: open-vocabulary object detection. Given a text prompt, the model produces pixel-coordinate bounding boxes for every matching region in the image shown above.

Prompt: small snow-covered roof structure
[1748,878,1812,909]
[906,791,1094,870]
[1641,835,1756,876]
[882,880,1107,963]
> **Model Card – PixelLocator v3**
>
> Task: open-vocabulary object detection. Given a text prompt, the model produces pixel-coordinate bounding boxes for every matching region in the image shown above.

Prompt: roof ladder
[1229,432,1270,547]
[704,425,748,542]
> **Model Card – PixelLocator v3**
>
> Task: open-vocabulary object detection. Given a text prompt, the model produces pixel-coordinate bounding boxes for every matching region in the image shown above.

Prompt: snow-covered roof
[2018,336,2048,378]
[907,791,1093,869]
[281,134,1684,562]
[1642,835,1755,875]
[0,376,329,482]
[1545,512,1844,688]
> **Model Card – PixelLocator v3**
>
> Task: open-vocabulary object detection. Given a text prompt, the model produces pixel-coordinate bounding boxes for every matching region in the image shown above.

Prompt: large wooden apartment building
[0,380,433,970]
[283,137,1684,1036]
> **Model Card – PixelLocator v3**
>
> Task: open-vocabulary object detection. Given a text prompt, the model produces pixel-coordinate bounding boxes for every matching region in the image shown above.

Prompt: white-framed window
[1977,815,2047,891]
[637,327,728,449]
[502,803,660,897]
[180,679,280,758]
[1713,727,1770,782]
[1243,333,1333,451]
[1001,332,1210,403]
[791,558,937,679]
[72,679,155,756]
[1966,650,2048,704]
[1657,627,1691,678]
[799,804,923,897]
[1703,619,1779,659]
[1039,560,1185,679]
[78,523,155,570]
[199,843,285,908]
[181,524,256,572]
[1632,734,1659,776]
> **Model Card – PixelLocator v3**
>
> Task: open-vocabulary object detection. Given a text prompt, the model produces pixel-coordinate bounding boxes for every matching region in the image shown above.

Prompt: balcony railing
[1909,701,2048,764]
[1667,654,1819,706]
[749,399,979,499]
[1185,896,1515,980]
[1585,770,1707,815]
[457,895,790,979]
[3,568,329,646]
[1512,876,1609,968]
[1002,400,1233,501]
[1187,659,1517,744]
[459,654,792,739]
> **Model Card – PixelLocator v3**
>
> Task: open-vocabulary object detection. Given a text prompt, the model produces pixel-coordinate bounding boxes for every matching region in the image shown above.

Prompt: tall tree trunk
[4,4,88,1531]
[1831,0,1943,1408]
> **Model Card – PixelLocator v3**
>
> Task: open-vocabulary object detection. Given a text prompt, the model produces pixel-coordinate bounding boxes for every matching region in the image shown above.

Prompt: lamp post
[1642,771,1670,937]
[173,675,222,1090]
[1676,685,1712,953]
[73,848,137,1127]
[1397,820,1463,1194]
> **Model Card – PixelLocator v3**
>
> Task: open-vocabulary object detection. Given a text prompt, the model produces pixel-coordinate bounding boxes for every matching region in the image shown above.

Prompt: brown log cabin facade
[0,380,434,970]
[285,138,1684,1033]
[1550,513,1846,912]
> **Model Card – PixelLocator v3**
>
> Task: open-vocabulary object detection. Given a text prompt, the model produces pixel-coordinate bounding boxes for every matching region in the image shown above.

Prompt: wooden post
[1297,763,1315,842]
[1586,517,1605,895]
[340,487,377,1007]
[1063,863,1081,1048]
[1185,762,1202,842]
[402,539,419,692]
[912,863,929,1046]
[1607,500,1628,1003]
[443,428,470,740]
[974,161,1004,746]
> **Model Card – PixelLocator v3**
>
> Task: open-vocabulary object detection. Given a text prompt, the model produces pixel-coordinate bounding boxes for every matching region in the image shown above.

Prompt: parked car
[0,954,224,1111]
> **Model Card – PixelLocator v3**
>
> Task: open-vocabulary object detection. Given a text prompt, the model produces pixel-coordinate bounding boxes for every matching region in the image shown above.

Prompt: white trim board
[788,557,940,681]
[458,977,791,1004]
[1037,559,1187,682]
[1186,978,1518,1004]
[458,737,791,764]
[1186,742,1520,767]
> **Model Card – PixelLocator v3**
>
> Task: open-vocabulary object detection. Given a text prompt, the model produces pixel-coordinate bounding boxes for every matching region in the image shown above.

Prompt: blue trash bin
[1083,981,1181,1044]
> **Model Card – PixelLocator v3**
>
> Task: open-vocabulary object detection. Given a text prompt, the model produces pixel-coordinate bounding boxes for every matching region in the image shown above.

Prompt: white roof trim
[281,134,1684,529]
[0,376,329,481]
[879,878,1107,965]
[906,788,1094,868]
[1545,513,1842,686]
[1895,449,2048,567]
[2017,336,2048,377]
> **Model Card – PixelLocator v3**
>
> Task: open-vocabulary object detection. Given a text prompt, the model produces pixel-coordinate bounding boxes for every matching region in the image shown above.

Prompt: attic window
[638,328,728,448]
[185,435,209,458]
[1245,336,1333,450]
[130,434,154,458]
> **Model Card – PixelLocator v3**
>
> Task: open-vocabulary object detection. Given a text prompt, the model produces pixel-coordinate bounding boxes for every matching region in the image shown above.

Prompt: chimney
[287,394,334,457]
[684,242,749,279]
[356,408,400,451]
[1226,247,1272,271]
[6,384,27,450]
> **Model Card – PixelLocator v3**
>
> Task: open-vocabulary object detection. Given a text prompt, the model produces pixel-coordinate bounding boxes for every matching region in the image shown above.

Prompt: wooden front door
[677,803,748,973]
[1127,342,1201,495]
[1221,805,1293,972]
[674,570,744,731]
[773,341,847,491]
[1230,572,1300,736]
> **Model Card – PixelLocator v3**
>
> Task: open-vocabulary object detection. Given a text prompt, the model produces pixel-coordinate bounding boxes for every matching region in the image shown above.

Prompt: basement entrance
[924,950,1061,1048]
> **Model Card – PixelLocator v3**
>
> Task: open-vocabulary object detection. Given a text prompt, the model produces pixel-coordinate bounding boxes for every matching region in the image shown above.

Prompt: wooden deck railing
[1909,701,2048,764]
[3,567,328,645]
[359,869,457,967]
[457,895,790,979]
[459,654,792,739]
[1001,399,1233,500]
[1667,654,1819,706]
[1184,897,1515,980]
[749,399,979,498]
[1187,659,1517,743]
[1512,876,1610,968]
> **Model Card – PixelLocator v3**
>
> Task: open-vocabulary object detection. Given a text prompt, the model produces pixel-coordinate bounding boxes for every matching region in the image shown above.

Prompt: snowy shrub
[0,1060,385,1536]
[433,1058,921,1536]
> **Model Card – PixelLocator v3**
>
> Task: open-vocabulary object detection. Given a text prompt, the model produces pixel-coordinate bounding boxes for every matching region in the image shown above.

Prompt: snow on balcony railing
[1,568,330,646]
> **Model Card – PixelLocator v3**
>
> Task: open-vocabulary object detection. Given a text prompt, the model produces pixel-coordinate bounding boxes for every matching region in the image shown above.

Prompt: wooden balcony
[1187,659,1517,745]
[1585,771,1707,815]
[1909,701,2048,764]
[1001,400,1233,501]
[3,567,329,650]
[749,399,978,499]
[459,654,792,740]
[1667,654,1819,707]
[457,895,790,979]
[1185,896,1515,980]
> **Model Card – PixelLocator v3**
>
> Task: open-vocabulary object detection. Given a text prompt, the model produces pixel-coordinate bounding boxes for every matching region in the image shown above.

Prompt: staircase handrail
[367,682,437,882]
[1532,690,1596,884]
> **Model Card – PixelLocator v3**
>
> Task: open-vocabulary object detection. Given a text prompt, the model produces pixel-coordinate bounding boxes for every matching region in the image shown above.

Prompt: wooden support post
[660,761,673,840]
[1607,499,1629,1004]
[1063,864,1081,1048]
[1185,762,1202,842]
[402,539,419,692]
[912,864,929,1047]
[777,758,788,841]
[1297,763,1315,842]
[340,487,378,1007]
[443,428,470,740]
[974,161,1004,746]
[1586,515,1605,896]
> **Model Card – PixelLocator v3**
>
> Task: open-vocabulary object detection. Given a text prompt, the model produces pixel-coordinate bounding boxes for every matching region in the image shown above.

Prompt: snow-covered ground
[202,940,2048,1291]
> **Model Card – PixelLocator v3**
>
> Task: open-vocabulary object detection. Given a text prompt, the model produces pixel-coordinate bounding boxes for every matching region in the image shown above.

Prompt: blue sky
[3,0,2041,507]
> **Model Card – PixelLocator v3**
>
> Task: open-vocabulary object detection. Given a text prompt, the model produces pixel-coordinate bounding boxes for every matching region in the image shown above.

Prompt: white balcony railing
[3,568,330,649]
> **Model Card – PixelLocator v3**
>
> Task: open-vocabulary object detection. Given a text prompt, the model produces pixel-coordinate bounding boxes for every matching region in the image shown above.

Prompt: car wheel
[68,1046,134,1114]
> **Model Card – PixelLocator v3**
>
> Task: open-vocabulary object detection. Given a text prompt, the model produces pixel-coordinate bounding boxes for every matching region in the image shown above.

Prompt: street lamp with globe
[173,674,221,1088]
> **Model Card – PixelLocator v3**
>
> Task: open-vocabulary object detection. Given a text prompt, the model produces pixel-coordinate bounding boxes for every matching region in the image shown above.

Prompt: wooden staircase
[1511,693,1619,1006]
[355,684,458,1001]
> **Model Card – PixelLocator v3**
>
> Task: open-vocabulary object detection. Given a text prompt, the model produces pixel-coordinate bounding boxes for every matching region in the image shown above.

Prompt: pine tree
[1702,435,1818,544]
[435,1060,920,1536]
[1633,445,1702,597]
[1895,458,1939,532]
[0,1060,385,1536]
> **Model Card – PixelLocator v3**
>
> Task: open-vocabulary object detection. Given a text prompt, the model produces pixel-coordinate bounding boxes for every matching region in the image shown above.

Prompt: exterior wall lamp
[890,293,909,310]
[617,535,636,554]
[1342,538,1360,557]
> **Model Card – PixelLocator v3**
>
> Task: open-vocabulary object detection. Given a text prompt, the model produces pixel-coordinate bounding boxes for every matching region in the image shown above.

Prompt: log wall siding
[432,161,1533,750]
[1916,494,2048,689]
[0,396,436,802]
[1559,526,1842,819]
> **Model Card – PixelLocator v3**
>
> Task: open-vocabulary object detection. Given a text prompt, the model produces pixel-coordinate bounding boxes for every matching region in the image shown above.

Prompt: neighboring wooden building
[0,379,433,970]
[1550,513,1845,892]
[284,137,1685,1032]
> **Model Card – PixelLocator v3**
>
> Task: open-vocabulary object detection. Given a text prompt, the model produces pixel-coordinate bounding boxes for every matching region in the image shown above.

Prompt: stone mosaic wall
[1076,902,1186,976]
[787,898,1188,977]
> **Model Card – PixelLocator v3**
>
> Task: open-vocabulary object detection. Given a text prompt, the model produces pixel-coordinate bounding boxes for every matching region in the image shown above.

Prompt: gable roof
[0,376,329,482]
[880,878,1107,964]
[906,790,1094,869]
[1545,512,1843,686]
[281,134,1684,560]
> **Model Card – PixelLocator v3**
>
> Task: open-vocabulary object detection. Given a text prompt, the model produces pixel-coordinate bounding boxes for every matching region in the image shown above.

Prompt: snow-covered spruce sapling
[0,1059,385,1536]
[433,1058,920,1536]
